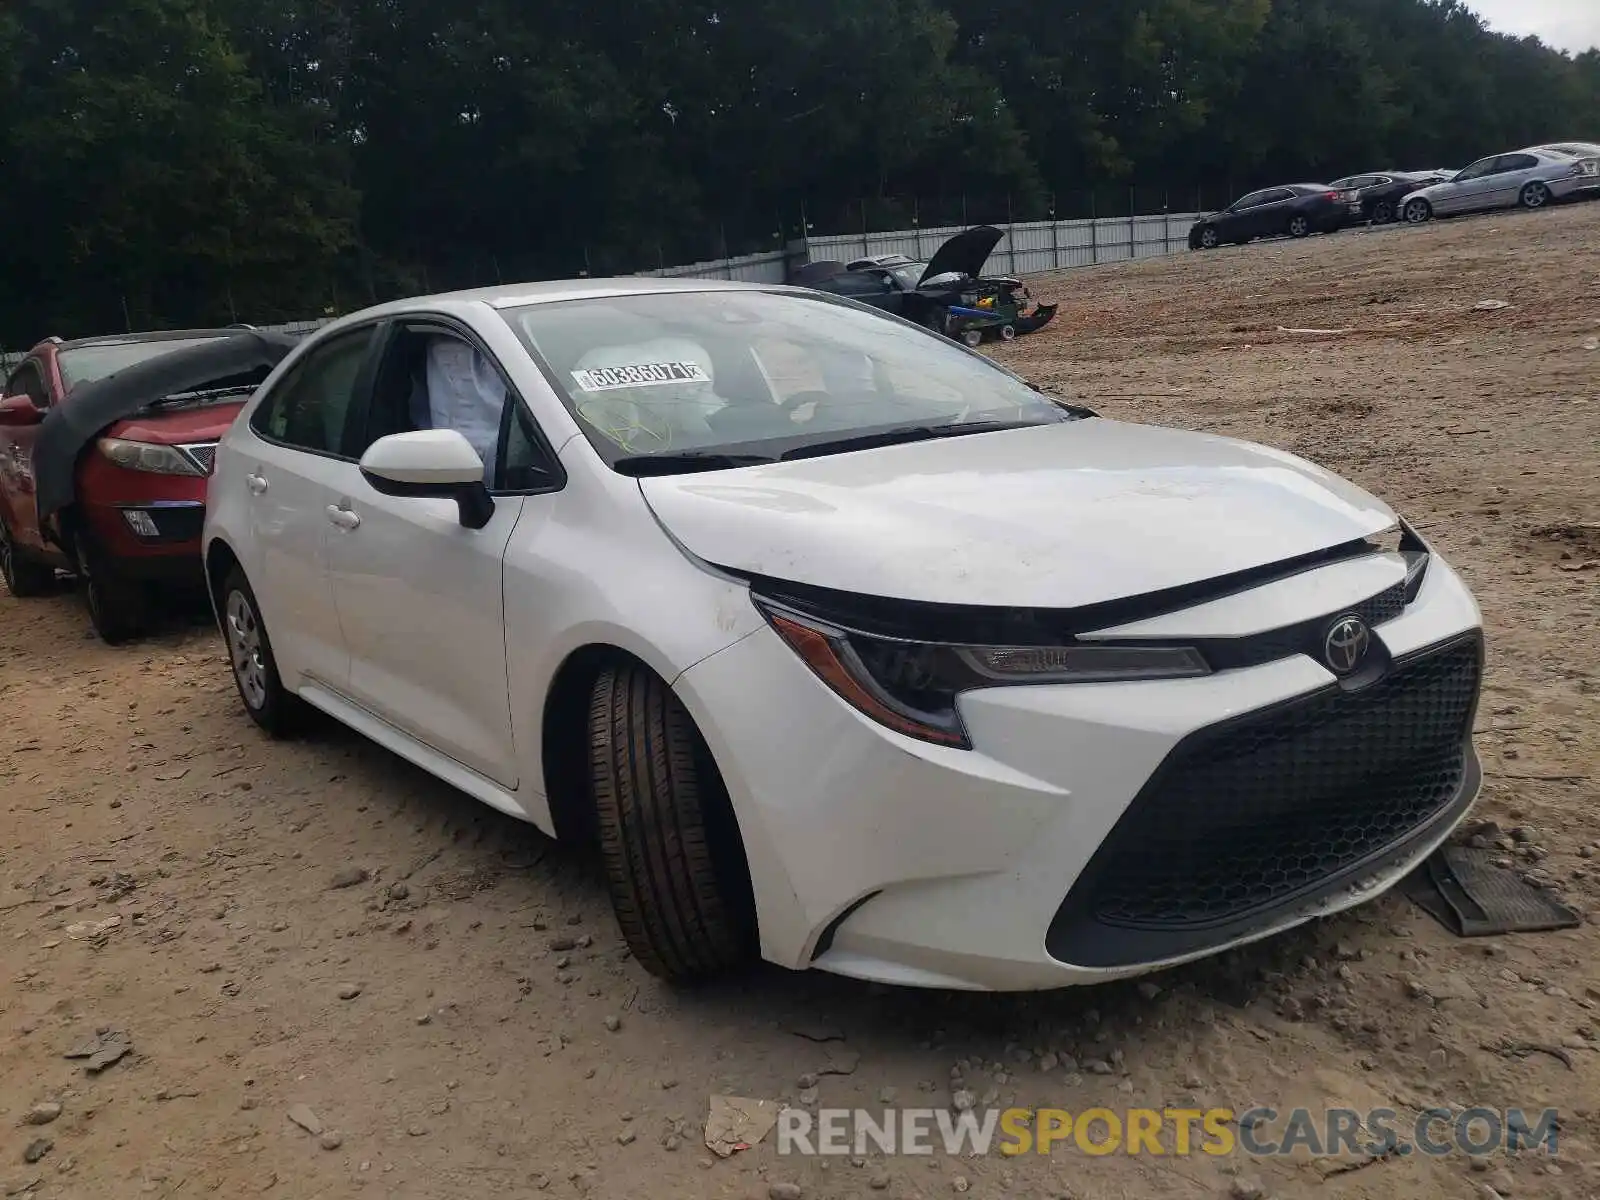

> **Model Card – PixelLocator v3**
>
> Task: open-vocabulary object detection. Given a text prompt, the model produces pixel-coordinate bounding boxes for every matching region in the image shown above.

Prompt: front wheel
[1403,198,1433,225]
[1520,181,1551,210]
[961,329,985,348]
[0,517,55,598]
[1197,226,1220,250]
[75,531,147,644]
[1288,215,1312,238]
[221,567,303,736]
[588,663,757,983]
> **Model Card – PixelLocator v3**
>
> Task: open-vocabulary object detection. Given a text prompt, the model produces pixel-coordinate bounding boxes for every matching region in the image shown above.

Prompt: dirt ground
[3,204,1599,1200]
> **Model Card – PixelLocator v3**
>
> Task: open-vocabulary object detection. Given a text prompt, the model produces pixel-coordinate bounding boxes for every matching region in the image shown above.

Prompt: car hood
[106,399,247,444]
[638,420,1398,610]
[919,226,1004,286]
[1405,179,1460,199]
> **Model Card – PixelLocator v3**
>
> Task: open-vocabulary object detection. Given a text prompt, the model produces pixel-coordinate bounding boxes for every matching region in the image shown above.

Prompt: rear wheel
[588,662,757,983]
[1288,214,1312,238]
[221,566,303,736]
[1520,181,1551,210]
[74,531,148,644]
[0,516,55,598]
[1370,199,1396,225]
[1403,198,1433,225]
[999,324,1017,342]
[961,329,984,348]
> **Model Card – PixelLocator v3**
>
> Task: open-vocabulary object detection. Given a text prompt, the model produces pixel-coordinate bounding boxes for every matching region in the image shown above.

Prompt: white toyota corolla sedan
[202,279,1484,991]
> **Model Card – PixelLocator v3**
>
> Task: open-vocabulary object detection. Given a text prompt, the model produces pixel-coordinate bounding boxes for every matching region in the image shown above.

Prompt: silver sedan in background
[1400,146,1600,223]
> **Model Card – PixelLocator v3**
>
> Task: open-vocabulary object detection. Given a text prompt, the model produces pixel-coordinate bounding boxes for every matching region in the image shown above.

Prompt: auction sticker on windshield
[572,362,711,392]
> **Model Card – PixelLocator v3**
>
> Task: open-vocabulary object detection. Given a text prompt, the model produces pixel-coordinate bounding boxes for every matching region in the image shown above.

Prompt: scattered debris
[1473,300,1512,311]
[63,1029,132,1074]
[603,1015,621,1033]
[704,1096,779,1158]
[336,984,363,1001]
[64,915,122,941]
[287,1105,325,1136]
[1275,326,1353,336]
[819,1047,860,1077]
[1483,1040,1574,1070]
[22,1104,60,1127]
[787,1021,845,1044]
[328,867,370,890]
[319,1131,343,1151]
[20,1141,51,1166]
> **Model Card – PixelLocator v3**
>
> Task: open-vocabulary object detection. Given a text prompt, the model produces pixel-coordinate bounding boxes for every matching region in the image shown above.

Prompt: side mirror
[358,430,495,530]
[0,395,43,427]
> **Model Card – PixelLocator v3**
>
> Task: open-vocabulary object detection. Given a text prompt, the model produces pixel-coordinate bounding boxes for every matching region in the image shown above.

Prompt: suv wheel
[588,662,757,983]
[0,517,55,597]
[75,531,148,644]
[222,567,302,736]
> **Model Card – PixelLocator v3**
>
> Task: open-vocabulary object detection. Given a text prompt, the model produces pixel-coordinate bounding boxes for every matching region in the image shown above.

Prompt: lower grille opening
[1047,632,1482,968]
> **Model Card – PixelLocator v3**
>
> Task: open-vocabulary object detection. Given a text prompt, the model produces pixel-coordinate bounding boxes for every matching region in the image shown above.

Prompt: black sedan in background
[1188,185,1351,249]
[1330,171,1454,225]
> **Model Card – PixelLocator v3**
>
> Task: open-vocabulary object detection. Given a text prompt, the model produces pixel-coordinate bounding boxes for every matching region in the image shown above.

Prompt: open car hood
[33,330,298,527]
[639,419,1397,611]
[918,226,1004,287]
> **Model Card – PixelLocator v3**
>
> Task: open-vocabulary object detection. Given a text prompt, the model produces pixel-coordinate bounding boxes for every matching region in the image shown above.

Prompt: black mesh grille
[1063,635,1481,933]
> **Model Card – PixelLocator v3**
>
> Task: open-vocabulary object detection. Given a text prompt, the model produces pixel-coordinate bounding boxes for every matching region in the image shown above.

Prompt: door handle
[246,472,268,495]
[326,504,361,531]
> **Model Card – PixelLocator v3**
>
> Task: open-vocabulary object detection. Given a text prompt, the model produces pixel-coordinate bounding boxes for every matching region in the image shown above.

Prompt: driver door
[1436,158,1496,213]
[323,319,541,789]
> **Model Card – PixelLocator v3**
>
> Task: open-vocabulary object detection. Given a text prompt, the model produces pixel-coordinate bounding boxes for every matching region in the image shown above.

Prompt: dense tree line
[2,0,1596,344]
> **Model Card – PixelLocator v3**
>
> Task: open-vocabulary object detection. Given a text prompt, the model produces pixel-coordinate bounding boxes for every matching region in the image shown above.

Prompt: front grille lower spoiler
[1046,631,1483,970]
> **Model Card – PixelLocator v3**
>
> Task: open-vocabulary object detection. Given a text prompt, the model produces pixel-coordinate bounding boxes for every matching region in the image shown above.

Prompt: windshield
[887,263,927,290]
[59,336,227,390]
[501,290,1071,470]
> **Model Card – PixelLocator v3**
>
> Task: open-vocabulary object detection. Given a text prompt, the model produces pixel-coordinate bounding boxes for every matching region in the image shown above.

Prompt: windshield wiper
[778,419,1043,462]
[612,451,779,477]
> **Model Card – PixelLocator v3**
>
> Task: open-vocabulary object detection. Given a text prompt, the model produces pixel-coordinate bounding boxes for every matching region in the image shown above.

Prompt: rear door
[232,326,377,690]
[1250,188,1299,236]
[1489,153,1541,206]
[0,359,53,553]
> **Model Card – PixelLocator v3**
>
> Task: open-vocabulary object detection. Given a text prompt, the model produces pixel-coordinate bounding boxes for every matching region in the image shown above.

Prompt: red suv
[0,329,274,642]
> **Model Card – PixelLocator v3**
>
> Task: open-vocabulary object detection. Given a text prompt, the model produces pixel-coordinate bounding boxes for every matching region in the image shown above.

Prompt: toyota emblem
[1323,615,1372,675]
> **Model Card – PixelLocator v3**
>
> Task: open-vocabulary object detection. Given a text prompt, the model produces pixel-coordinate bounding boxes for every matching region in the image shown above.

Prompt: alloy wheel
[1522,182,1550,209]
[1200,228,1219,249]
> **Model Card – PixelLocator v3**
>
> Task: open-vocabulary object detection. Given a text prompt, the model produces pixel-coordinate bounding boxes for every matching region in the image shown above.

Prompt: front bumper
[676,552,1484,991]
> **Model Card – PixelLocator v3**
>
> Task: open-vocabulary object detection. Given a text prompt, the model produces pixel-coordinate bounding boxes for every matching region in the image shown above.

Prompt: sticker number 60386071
[572,362,711,393]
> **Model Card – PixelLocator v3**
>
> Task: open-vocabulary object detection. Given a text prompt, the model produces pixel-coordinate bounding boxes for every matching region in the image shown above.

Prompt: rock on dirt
[23,1103,61,1126]
[287,1105,324,1136]
[329,867,370,889]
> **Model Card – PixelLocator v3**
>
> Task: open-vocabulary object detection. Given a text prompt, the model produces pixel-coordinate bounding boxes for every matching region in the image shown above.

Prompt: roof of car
[333,276,789,323]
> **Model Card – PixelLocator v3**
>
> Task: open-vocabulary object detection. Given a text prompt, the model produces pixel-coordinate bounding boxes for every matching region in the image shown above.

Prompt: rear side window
[4,360,49,407]
[250,329,373,456]
[1496,154,1539,172]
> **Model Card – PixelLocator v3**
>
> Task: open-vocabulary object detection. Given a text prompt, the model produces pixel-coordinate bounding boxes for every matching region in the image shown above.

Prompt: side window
[1497,154,1538,172]
[500,403,560,492]
[1232,191,1265,210]
[250,329,372,455]
[1456,159,1493,181]
[5,361,49,408]
[362,326,532,488]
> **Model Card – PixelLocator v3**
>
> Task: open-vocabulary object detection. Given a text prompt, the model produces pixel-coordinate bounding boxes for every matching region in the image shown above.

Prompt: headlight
[755,598,1210,749]
[96,438,204,476]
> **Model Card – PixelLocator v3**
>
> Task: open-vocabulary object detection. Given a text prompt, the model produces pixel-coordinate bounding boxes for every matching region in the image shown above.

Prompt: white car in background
[1401,146,1600,223]
[202,279,1485,991]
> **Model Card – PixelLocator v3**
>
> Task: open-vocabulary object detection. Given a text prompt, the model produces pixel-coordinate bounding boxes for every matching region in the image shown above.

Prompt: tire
[1197,226,1220,250]
[74,530,148,644]
[1519,181,1551,210]
[1370,199,1396,225]
[1403,198,1433,224]
[0,516,55,598]
[588,662,757,983]
[221,566,302,736]
[961,329,984,348]
[1288,215,1312,239]
[999,324,1017,342]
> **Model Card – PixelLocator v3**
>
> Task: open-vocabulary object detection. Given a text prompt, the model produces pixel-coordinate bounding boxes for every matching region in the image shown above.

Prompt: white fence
[801,213,1201,277]
[1,212,1203,362]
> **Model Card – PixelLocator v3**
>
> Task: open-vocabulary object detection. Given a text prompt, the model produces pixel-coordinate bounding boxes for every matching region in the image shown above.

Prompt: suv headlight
[96,438,204,476]
[755,597,1210,749]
